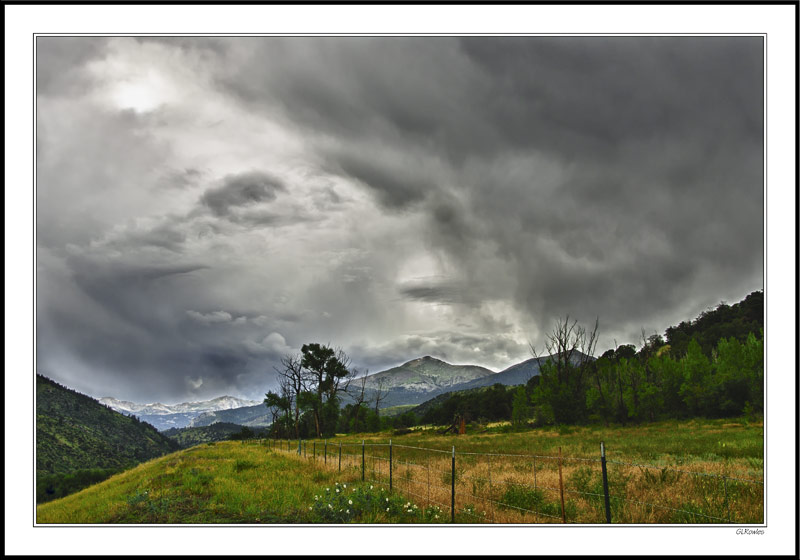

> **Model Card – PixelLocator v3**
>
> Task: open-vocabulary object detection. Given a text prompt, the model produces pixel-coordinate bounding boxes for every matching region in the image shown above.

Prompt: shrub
[498,483,577,520]
[307,482,447,523]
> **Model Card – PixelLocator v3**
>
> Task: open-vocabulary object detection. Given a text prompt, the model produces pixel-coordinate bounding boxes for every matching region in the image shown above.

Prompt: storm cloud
[35,36,764,403]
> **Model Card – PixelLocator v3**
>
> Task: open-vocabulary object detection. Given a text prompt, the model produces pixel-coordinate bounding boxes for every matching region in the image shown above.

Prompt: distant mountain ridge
[189,403,272,428]
[346,354,552,409]
[98,395,262,431]
[99,395,259,416]
[95,353,589,430]
[363,355,495,392]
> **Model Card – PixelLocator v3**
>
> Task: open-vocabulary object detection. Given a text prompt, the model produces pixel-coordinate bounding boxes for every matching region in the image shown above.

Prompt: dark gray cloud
[200,171,285,217]
[35,36,764,403]
[212,36,763,343]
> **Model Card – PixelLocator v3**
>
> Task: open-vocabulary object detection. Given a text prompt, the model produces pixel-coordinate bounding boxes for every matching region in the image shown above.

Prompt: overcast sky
[35,36,764,404]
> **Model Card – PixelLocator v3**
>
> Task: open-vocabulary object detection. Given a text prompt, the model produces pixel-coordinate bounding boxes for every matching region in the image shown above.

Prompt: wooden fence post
[362,440,366,482]
[558,446,566,523]
[338,443,342,472]
[389,439,393,491]
[600,442,612,523]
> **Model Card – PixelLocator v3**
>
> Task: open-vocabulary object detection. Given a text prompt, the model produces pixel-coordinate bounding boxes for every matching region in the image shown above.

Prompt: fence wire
[268,438,763,524]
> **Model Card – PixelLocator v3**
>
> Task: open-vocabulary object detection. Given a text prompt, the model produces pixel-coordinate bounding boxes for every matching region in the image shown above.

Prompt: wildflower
[336,489,340,493]
[346,509,350,514]
[370,485,373,489]
[385,498,389,502]
[348,499,353,505]
[343,484,346,488]
[309,506,313,510]
[435,515,439,519]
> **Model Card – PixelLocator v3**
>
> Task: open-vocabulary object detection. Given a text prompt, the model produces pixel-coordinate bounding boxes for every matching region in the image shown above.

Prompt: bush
[498,483,577,520]
[307,482,447,523]
[37,467,124,504]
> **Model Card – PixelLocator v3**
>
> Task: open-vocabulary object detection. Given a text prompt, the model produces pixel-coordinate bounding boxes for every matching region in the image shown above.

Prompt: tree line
[514,291,764,427]
[263,291,763,434]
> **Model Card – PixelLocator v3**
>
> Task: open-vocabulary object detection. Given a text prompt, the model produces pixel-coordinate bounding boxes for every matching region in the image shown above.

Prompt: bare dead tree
[530,315,599,379]
[347,372,370,432]
[372,375,388,416]
[274,353,306,438]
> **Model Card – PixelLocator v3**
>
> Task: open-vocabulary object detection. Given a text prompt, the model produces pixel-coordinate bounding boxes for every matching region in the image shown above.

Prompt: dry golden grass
[277,417,763,524]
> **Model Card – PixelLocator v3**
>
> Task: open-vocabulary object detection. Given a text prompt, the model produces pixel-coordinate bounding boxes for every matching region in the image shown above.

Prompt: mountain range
[97,353,565,430]
[98,395,261,431]
[348,354,550,408]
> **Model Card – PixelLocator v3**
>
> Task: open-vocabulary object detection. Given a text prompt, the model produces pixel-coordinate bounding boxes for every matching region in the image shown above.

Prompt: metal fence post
[451,445,456,523]
[324,440,327,465]
[389,439,393,491]
[600,442,612,523]
[558,446,566,523]
[313,441,316,461]
[362,440,365,482]
[338,443,342,472]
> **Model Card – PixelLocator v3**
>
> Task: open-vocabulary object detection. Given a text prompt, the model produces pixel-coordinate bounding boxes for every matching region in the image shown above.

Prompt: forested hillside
[36,374,180,502]
[665,290,763,357]
[164,422,269,448]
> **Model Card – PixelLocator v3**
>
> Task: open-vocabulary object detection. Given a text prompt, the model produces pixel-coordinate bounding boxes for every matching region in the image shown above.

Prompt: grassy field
[37,417,763,524]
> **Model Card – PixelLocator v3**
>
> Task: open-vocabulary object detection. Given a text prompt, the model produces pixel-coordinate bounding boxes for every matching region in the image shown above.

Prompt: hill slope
[163,422,268,448]
[189,403,272,428]
[36,374,180,476]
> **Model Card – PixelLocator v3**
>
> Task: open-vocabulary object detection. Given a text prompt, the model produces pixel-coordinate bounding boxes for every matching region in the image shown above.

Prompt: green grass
[37,417,763,524]
[379,405,418,418]
[37,442,348,523]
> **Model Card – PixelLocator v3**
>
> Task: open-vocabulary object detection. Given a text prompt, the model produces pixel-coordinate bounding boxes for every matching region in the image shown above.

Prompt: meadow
[36,417,763,524]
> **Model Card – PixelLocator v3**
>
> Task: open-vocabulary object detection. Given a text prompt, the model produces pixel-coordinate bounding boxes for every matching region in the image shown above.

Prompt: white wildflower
[348,499,353,505]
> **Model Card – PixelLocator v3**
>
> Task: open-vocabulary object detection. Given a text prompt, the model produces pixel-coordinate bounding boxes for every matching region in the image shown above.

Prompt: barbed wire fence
[257,437,763,524]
